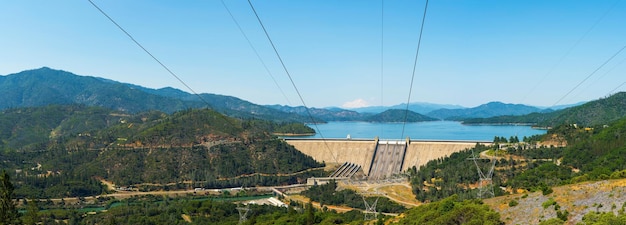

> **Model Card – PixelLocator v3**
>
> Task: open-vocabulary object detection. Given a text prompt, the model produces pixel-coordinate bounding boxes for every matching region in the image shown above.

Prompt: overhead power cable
[572,53,626,100]
[519,0,621,103]
[551,45,626,107]
[608,81,626,96]
[87,0,238,127]
[246,0,339,164]
[380,0,385,137]
[509,44,626,139]
[510,0,622,140]
[220,0,292,105]
[400,0,429,140]
[88,0,206,104]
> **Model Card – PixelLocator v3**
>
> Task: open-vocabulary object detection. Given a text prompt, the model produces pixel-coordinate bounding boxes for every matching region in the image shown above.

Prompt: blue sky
[1,0,625,108]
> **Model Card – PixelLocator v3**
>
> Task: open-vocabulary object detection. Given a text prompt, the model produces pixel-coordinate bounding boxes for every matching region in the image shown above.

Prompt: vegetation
[1,170,20,225]
[393,195,503,224]
[301,180,406,213]
[271,122,315,135]
[15,194,369,225]
[409,115,626,210]
[408,143,506,202]
[579,211,626,225]
[0,67,313,122]
[463,92,626,127]
[365,109,438,123]
[3,68,626,223]
[0,106,325,198]
[427,101,543,120]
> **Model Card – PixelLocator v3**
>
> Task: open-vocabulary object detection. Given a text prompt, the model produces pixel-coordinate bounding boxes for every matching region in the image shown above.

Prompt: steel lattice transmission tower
[362,193,380,220]
[469,148,497,199]
[236,204,250,224]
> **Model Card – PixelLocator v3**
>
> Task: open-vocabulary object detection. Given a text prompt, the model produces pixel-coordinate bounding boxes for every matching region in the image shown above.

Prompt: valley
[0,68,625,224]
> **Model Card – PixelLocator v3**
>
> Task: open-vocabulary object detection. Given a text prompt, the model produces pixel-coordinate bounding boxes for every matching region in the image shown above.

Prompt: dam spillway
[368,140,407,180]
[286,139,487,179]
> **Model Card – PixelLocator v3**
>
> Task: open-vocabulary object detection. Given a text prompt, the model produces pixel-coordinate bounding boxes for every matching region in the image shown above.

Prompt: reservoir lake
[291,121,546,142]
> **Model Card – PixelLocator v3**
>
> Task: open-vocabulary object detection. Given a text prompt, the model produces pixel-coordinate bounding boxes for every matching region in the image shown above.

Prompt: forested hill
[426,101,544,120]
[0,67,312,122]
[0,106,322,198]
[462,92,626,127]
[408,115,626,223]
[365,109,438,122]
[266,105,367,121]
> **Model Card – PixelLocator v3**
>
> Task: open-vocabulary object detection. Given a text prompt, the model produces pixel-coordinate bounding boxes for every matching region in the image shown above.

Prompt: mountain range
[463,92,626,127]
[0,67,583,122]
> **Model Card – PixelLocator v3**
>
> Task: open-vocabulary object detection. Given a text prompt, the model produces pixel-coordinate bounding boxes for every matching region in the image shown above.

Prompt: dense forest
[409,116,626,203]
[394,195,503,224]
[0,106,323,199]
[301,180,406,213]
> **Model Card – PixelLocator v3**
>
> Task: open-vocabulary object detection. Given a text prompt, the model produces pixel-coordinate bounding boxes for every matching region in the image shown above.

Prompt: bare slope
[484,179,626,225]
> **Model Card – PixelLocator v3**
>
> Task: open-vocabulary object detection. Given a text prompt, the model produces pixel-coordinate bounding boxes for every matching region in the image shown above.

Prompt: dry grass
[181,214,192,223]
[377,185,422,207]
[484,178,626,225]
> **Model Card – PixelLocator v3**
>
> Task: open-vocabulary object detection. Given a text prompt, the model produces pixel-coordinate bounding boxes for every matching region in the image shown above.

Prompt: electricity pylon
[237,203,250,224]
[469,148,497,199]
[362,193,380,220]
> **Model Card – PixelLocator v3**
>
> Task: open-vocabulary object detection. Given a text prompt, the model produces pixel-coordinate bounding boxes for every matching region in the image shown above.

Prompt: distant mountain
[426,101,543,120]
[266,105,368,121]
[541,101,587,111]
[463,92,626,127]
[365,109,438,123]
[350,102,465,114]
[0,67,312,122]
[267,102,461,122]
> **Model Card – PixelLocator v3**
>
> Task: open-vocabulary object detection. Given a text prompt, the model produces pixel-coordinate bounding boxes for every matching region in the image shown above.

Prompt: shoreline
[273,132,316,137]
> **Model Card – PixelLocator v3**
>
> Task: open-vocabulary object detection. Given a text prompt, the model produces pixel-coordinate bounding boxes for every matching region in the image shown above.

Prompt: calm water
[292,121,546,141]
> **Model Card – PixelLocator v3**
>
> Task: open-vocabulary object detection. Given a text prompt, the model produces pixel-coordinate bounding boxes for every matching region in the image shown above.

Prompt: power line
[519,0,621,103]
[572,53,626,100]
[508,0,622,140]
[246,0,339,164]
[380,0,385,138]
[400,0,429,140]
[510,44,626,139]
[551,45,626,107]
[220,0,292,106]
[87,0,208,105]
[87,0,239,128]
[608,81,626,96]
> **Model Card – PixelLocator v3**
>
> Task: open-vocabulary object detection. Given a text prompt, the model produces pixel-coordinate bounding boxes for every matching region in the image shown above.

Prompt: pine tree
[23,199,39,225]
[0,170,21,225]
[306,201,315,225]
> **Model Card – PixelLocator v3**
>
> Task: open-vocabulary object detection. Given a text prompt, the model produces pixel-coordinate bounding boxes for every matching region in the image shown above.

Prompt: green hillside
[0,67,313,123]
[427,101,543,120]
[463,92,626,127]
[0,106,323,198]
[409,114,626,204]
[365,109,438,122]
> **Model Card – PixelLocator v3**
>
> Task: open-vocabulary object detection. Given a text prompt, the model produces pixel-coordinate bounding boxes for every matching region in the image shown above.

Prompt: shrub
[542,198,557,209]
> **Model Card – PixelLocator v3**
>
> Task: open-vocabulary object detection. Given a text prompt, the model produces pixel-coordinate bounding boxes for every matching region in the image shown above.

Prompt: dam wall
[401,141,480,171]
[286,139,377,174]
[287,139,488,176]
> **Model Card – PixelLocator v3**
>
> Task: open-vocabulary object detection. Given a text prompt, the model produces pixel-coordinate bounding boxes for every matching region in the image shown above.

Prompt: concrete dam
[286,139,488,179]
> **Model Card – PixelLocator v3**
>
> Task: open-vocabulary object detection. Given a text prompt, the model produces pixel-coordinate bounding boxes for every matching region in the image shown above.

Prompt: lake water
[291,121,546,142]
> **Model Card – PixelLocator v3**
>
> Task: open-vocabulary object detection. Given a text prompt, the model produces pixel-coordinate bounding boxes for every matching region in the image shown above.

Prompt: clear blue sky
[1,0,625,108]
